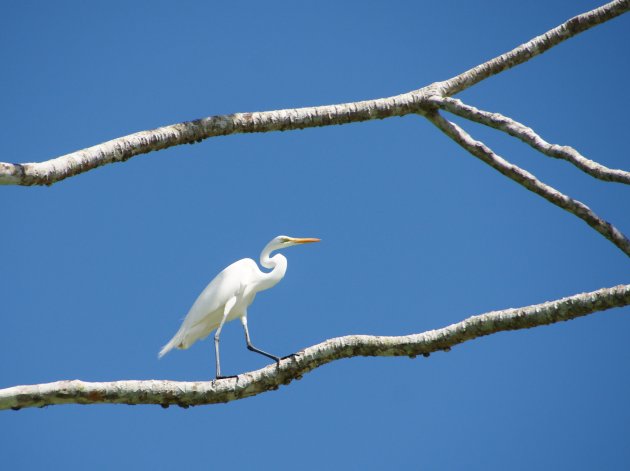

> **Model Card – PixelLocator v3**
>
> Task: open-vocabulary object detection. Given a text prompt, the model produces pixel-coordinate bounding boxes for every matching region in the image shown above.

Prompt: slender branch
[425,111,630,257]
[432,97,630,184]
[1,284,628,411]
[436,0,630,96]
[1,2,627,186]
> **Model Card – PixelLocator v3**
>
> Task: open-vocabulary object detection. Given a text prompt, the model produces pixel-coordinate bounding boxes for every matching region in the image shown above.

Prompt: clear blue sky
[2,1,629,469]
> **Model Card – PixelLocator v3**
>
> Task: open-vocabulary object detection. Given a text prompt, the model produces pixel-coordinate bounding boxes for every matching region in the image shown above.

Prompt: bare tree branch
[435,0,630,96]
[1,1,627,186]
[432,97,630,184]
[1,284,628,410]
[2,2,628,411]
[425,111,630,257]
[0,91,431,186]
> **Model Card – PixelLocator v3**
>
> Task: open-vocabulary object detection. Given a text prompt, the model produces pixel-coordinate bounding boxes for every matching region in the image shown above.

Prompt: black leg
[242,317,281,364]
[247,344,281,363]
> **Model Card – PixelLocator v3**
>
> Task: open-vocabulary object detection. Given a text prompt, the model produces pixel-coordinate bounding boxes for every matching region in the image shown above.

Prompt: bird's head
[273,235,321,250]
[260,235,320,269]
[263,235,320,256]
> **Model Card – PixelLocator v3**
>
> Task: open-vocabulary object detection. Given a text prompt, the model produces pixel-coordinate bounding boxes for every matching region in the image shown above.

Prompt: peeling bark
[1,284,628,410]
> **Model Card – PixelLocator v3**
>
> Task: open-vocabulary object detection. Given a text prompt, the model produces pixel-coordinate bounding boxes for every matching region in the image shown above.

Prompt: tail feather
[158,330,184,358]
[158,339,176,358]
[158,319,221,358]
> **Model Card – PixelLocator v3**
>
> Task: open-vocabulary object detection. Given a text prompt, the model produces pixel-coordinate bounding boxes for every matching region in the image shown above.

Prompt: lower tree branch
[1,283,628,411]
[425,111,630,257]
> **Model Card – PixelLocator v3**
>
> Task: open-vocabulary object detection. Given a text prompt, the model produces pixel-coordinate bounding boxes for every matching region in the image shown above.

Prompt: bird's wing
[179,258,258,330]
[158,258,260,356]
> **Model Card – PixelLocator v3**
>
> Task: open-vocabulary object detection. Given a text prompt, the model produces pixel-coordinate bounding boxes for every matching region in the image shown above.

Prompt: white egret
[159,235,320,378]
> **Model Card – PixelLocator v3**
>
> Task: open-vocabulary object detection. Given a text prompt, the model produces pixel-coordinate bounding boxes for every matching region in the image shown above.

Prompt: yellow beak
[290,237,321,244]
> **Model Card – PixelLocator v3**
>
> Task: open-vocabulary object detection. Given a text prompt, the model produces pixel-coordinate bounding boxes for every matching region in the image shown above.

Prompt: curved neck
[257,246,287,292]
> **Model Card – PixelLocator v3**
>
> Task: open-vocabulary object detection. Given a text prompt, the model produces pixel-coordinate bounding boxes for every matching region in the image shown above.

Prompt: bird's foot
[281,352,299,361]
[215,374,238,380]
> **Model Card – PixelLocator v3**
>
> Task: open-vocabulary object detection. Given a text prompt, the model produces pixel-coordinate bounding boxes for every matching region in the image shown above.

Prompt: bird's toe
[215,374,239,380]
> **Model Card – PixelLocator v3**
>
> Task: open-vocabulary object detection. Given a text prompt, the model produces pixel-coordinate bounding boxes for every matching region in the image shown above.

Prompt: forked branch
[0,0,627,186]
[432,97,630,184]
[1,284,628,410]
[425,111,630,257]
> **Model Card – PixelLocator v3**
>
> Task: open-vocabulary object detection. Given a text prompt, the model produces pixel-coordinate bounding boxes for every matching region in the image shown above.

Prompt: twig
[436,0,630,96]
[425,110,630,257]
[2,283,628,410]
[432,97,630,184]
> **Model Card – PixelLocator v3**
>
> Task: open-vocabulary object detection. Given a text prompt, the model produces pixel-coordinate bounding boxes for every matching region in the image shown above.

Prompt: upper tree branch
[435,0,630,96]
[432,97,630,184]
[1,1,627,186]
[0,91,431,186]
[425,111,630,257]
[1,284,628,410]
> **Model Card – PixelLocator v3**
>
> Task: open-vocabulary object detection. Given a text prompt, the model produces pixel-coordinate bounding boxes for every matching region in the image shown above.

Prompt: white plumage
[159,235,319,378]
